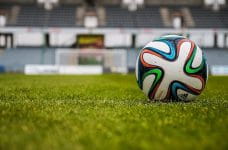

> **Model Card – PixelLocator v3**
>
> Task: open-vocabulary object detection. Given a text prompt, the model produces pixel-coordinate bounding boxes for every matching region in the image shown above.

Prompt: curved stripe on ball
[143,74,155,96]
[143,40,176,61]
[142,68,163,97]
[192,46,203,68]
[185,46,204,74]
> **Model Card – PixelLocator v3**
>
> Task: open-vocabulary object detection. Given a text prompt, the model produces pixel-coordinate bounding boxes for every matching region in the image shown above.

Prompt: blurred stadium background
[0,0,227,75]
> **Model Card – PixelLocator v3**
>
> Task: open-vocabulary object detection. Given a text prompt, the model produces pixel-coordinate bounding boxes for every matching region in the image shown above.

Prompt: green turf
[0,74,228,150]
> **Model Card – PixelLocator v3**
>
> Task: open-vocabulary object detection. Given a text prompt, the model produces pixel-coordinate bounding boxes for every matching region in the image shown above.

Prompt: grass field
[0,74,228,150]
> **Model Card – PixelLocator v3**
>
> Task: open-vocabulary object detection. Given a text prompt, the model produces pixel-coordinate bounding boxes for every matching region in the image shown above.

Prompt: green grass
[0,74,228,150]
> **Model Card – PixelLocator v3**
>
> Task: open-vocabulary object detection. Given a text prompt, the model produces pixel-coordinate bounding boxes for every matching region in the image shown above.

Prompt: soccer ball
[136,35,208,102]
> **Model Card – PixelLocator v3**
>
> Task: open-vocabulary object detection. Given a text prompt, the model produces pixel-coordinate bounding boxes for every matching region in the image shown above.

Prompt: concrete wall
[0,48,55,72]
[204,49,228,66]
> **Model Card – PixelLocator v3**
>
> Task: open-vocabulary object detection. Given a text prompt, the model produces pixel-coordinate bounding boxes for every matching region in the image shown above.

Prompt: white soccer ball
[136,35,208,102]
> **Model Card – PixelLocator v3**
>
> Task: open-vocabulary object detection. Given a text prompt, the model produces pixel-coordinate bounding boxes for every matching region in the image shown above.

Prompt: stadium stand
[105,6,162,28]
[135,7,162,28]
[1,4,227,28]
[0,4,14,26]
[219,7,228,27]
[105,5,228,28]
[16,5,76,27]
[190,6,227,28]
[105,5,135,28]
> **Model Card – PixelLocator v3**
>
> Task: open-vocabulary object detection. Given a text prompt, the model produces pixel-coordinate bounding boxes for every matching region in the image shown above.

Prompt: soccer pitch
[0,74,227,150]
